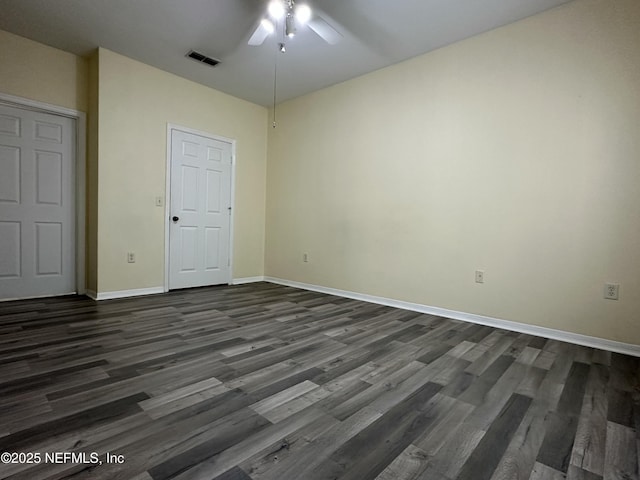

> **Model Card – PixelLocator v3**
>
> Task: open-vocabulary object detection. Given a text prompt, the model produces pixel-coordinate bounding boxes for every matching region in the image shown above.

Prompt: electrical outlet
[604,283,619,300]
[475,270,484,284]
[303,253,309,263]
[127,252,136,263]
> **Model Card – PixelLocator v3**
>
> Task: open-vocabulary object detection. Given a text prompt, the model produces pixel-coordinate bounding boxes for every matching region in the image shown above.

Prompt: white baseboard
[0,292,76,302]
[87,279,266,300]
[90,287,165,301]
[231,276,266,285]
[264,277,640,358]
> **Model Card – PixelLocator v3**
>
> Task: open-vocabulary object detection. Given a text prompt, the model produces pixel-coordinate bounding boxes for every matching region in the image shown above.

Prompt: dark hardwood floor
[0,282,638,480]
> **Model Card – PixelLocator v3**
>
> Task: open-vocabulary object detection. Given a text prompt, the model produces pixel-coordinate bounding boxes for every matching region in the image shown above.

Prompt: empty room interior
[0,0,639,479]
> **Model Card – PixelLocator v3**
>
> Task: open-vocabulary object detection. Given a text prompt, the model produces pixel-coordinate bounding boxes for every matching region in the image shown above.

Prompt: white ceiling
[0,0,573,106]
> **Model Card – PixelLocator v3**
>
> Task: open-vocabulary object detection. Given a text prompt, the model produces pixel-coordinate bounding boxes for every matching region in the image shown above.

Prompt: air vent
[186,50,220,67]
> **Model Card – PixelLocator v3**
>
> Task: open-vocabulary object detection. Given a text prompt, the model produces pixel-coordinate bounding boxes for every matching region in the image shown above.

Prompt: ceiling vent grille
[186,50,220,67]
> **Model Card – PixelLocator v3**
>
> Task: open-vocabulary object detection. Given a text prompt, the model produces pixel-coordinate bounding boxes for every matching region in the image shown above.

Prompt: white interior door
[0,103,76,300]
[169,129,232,290]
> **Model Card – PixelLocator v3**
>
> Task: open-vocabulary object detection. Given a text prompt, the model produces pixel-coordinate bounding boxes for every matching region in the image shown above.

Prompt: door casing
[0,92,86,300]
[164,124,236,292]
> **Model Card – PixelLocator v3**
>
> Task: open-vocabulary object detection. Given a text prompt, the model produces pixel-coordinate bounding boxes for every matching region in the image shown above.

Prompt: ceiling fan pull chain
[273,42,279,128]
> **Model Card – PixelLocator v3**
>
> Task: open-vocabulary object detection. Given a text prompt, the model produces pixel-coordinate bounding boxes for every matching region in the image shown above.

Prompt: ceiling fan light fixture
[268,0,286,19]
[285,14,296,37]
[295,4,312,24]
[260,18,275,34]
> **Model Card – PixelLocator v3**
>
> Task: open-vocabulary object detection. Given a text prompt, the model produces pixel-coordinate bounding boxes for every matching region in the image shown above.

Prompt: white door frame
[0,92,86,296]
[164,123,236,292]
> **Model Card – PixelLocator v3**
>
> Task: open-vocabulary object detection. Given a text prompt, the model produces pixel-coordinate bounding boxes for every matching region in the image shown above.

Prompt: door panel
[36,151,63,205]
[35,222,63,275]
[205,227,221,269]
[0,221,20,277]
[206,170,222,213]
[180,227,198,272]
[0,103,75,299]
[34,121,63,143]
[0,145,20,202]
[169,129,232,289]
[0,113,20,136]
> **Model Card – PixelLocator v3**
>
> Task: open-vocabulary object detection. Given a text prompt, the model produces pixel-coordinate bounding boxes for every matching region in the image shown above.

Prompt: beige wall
[0,32,267,293]
[0,29,87,112]
[0,29,93,287]
[97,49,267,292]
[265,0,640,344]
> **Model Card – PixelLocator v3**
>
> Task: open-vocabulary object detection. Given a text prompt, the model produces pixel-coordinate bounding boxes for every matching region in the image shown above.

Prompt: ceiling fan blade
[248,21,271,46]
[317,0,398,58]
[308,15,342,45]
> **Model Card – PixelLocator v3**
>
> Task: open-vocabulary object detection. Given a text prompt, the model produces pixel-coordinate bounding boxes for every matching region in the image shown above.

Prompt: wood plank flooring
[0,282,638,480]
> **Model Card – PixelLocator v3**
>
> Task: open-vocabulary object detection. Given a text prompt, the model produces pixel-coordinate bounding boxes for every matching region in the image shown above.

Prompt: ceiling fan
[248,0,342,47]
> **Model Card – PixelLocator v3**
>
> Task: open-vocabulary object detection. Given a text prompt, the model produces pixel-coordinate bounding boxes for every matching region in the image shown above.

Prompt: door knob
[172,216,179,222]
